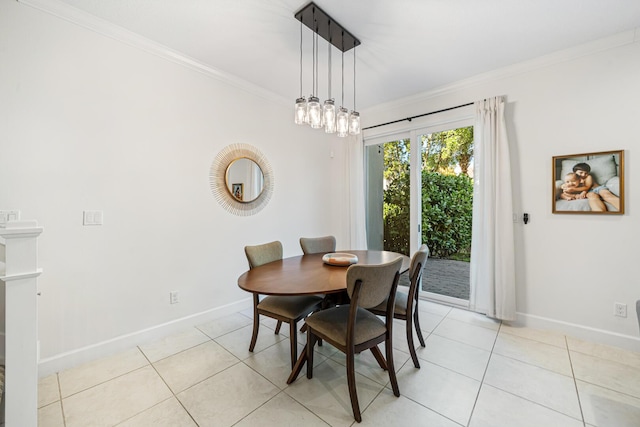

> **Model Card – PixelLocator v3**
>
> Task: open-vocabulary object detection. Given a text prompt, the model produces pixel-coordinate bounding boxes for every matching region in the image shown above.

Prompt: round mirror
[210,144,274,216]
[225,158,264,203]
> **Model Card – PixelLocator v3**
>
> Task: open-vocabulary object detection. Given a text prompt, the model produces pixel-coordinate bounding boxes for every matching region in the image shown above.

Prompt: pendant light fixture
[348,42,361,135]
[322,22,336,133]
[307,28,323,129]
[294,19,306,125]
[336,48,349,137]
[294,2,361,138]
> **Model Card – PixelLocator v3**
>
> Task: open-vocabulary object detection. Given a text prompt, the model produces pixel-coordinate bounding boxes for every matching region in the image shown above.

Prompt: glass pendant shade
[336,107,349,137]
[323,99,336,133]
[307,96,322,128]
[294,4,361,138]
[348,111,361,135]
[294,97,307,125]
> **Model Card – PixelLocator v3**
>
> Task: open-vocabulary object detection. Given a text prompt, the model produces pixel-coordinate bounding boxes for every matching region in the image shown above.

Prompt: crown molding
[17,0,291,108]
[365,28,639,116]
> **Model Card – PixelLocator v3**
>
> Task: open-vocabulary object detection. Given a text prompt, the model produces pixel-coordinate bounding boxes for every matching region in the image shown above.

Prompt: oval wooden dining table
[238,250,410,296]
[237,249,411,383]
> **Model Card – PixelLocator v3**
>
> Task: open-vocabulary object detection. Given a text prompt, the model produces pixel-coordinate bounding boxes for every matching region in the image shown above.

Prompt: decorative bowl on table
[322,253,358,266]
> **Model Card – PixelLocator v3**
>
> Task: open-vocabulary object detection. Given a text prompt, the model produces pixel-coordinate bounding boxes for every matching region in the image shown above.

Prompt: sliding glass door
[365,119,473,305]
[365,138,411,254]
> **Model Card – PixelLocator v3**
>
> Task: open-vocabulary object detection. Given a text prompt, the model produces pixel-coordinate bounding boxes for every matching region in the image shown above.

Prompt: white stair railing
[0,220,43,427]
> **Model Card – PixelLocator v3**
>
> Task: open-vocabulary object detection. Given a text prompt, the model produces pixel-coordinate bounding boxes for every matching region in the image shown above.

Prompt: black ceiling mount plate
[294,2,361,52]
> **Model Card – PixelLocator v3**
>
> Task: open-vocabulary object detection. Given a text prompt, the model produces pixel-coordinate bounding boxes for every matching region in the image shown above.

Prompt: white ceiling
[46,0,640,110]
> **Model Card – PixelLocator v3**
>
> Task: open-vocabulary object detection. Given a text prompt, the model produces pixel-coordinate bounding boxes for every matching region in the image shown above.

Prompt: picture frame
[232,183,243,201]
[552,150,624,214]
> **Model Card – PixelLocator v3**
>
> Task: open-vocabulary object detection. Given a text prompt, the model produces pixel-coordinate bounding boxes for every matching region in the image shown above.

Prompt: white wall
[0,1,343,375]
[362,31,640,351]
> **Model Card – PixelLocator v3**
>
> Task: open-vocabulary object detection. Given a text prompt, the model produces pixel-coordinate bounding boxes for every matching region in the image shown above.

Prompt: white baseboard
[38,298,252,378]
[513,312,640,353]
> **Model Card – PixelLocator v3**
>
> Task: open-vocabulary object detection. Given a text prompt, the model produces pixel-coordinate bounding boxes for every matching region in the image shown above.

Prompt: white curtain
[345,133,368,249]
[469,97,516,320]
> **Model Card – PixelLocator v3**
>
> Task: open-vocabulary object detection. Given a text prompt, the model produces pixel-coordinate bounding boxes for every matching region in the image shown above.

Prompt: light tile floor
[38,302,640,427]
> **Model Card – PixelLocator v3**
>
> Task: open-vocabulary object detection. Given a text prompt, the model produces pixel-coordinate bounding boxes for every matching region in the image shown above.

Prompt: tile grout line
[464,319,502,426]
[56,372,68,427]
[136,342,201,427]
[476,331,586,424]
[564,335,587,427]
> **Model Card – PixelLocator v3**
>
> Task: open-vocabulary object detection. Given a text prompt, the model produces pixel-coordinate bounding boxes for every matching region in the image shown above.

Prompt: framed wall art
[232,183,244,201]
[552,150,624,214]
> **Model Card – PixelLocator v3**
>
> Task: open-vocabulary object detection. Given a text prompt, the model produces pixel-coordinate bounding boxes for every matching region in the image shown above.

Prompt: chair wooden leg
[406,316,420,368]
[413,301,426,347]
[386,337,400,397]
[370,345,388,371]
[275,320,282,334]
[289,321,298,370]
[287,345,308,384]
[249,296,260,352]
[346,351,362,422]
[306,332,316,379]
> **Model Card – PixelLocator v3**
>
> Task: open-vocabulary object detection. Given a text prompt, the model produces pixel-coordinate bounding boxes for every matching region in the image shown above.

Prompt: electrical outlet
[614,302,627,318]
[170,291,179,304]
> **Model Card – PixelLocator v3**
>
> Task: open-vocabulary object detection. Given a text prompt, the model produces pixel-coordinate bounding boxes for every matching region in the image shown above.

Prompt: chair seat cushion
[371,290,408,316]
[305,305,386,347]
[258,295,323,319]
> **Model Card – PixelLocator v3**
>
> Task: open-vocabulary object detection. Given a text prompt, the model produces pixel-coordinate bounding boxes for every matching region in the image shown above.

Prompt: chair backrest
[244,241,283,269]
[299,236,336,254]
[346,257,403,309]
[408,244,430,298]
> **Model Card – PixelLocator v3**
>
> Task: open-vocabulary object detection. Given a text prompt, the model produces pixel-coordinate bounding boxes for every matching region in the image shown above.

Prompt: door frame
[363,110,474,305]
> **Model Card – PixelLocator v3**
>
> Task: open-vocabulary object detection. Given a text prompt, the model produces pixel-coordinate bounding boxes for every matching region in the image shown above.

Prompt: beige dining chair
[368,244,429,368]
[304,257,403,423]
[299,235,336,254]
[300,235,346,309]
[245,241,323,368]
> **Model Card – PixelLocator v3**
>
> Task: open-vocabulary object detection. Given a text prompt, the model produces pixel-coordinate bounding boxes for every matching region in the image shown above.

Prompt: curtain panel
[469,97,517,320]
[346,133,368,249]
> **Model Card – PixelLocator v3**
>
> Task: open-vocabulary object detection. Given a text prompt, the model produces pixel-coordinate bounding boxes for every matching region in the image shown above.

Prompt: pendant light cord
[311,7,316,97]
[315,29,319,96]
[299,20,303,98]
[353,44,356,111]
[341,47,344,107]
[327,23,332,98]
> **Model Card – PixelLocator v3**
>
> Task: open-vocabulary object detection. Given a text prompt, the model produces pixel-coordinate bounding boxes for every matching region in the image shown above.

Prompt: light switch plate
[83,210,103,226]
[0,210,21,226]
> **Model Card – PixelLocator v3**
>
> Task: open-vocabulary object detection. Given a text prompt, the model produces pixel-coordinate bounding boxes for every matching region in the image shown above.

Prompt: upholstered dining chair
[304,257,403,423]
[300,235,343,311]
[244,241,323,368]
[299,235,336,255]
[368,244,429,368]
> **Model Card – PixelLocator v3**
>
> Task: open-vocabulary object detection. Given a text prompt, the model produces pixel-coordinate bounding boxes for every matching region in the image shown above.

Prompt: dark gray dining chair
[299,235,336,255]
[245,241,323,368]
[368,244,429,368]
[304,257,403,423]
